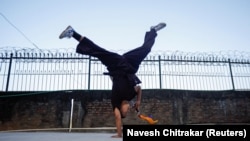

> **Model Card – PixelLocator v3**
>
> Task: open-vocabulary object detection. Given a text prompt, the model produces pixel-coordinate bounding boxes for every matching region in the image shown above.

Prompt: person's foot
[59,26,74,39]
[151,22,166,32]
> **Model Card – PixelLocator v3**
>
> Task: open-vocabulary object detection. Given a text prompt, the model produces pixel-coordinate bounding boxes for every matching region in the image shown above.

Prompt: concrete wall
[0,90,250,131]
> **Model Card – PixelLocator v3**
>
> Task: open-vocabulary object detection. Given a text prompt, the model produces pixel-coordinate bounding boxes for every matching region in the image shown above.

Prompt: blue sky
[1,0,250,54]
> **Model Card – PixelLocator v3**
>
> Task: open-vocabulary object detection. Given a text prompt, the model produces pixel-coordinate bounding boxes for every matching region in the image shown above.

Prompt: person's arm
[134,85,142,110]
[111,107,123,138]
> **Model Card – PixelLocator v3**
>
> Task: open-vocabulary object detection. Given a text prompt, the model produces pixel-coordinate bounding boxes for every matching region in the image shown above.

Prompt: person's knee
[120,101,129,118]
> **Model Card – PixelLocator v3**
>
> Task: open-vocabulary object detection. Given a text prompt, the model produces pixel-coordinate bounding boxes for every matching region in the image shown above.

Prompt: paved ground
[0,132,122,141]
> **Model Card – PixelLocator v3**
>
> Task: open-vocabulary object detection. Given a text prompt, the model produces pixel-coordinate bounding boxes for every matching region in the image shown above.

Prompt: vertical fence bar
[158,55,162,89]
[228,59,235,91]
[88,56,91,90]
[5,53,13,92]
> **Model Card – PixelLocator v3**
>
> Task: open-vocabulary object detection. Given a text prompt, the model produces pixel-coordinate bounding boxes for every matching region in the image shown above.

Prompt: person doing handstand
[59,22,166,138]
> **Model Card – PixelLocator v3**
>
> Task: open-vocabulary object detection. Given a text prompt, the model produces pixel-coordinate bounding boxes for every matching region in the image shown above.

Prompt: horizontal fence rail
[1,47,250,91]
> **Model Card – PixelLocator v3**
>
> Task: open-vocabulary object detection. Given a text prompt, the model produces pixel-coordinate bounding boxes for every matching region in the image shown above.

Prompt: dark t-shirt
[111,74,138,111]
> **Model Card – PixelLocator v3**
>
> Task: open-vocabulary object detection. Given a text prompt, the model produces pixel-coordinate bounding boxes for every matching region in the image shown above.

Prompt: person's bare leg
[78,36,84,42]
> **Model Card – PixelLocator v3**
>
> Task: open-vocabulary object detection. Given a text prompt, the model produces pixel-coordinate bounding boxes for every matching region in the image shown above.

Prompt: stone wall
[0,90,250,131]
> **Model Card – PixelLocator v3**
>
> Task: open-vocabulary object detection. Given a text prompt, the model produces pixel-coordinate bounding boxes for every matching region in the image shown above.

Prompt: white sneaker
[151,22,166,32]
[59,26,74,39]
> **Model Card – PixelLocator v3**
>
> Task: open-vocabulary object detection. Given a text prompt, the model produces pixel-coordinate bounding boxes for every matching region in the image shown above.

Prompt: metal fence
[1,47,250,91]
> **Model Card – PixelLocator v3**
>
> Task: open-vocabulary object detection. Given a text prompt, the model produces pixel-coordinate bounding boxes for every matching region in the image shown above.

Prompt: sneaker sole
[59,26,72,39]
[155,23,166,31]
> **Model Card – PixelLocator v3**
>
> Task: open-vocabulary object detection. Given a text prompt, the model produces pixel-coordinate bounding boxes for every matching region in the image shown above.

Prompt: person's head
[120,100,130,118]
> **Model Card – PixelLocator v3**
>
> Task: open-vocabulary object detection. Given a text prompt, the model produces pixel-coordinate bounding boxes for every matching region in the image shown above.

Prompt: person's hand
[135,100,141,110]
[111,134,122,138]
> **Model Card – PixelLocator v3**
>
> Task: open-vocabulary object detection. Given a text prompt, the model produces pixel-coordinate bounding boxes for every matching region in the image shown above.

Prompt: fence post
[5,53,13,92]
[228,58,235,90]
[158,55,162,89]
[88,56,91,90]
